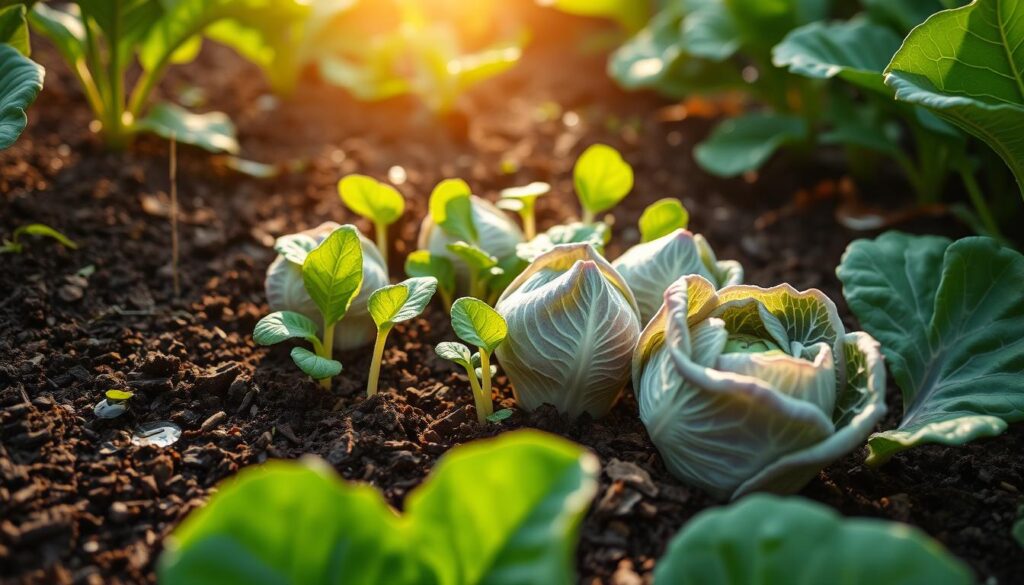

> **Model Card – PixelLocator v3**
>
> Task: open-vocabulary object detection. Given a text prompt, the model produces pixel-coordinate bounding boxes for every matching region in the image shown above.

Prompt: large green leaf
[0,4,31,55]
[694,113,808,177]
[158,431,599,585]
[135,101,239,153]
[863,0,961,33]
[450,297,507,354]
[885,0,1024,198]
[837,232,1024,465]
[302,225,364,327]
[773,18,902,94]
[78,0,164,65]
[0,43,42,150]
[654,494,974,584]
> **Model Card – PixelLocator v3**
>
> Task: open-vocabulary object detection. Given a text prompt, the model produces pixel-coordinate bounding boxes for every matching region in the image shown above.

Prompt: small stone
[200,411,227,432]
[58,284,84,302]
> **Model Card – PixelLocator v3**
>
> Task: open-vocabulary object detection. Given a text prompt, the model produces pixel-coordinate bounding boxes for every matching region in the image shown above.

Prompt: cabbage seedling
[638,198,689,242]
[443,297,507,422]
[0,223,78,254]
[445,241,503,300]
[338,174,405,265]
[366,277,438,397]
[405,250,455,311]
[255,226,364,390]
[498,181,550,239]
[573,144,633,223]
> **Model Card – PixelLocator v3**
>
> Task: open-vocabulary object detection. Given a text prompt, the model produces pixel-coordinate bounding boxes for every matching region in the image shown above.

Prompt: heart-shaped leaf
[338,174,405,226]
[253,311,319,346]
[574,144,633,218]
[451,297,506,353]
[838,232,1024,464]
[638,198,689,243]
[302,225,364,327]
[369,277,438,330]
[158,431,599,585]
[136,102,239,154]
[429,178,477,243]
[289,347,342,380]
[694,113,808,177]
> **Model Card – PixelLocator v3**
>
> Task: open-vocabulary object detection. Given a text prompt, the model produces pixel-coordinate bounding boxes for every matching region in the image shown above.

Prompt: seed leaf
[638,198,689,242]
[446,241,498,273]
[451,297,506,353]
[435,341,473,369]
[338,174,405,226]
[429,178,477,242]
[13,223,78,250]
[302,226,364,326]
[253,311,319,346]
[574,144,634,216]
[369,277,438,329]
[105,389,134,402]
[290,347,342,380]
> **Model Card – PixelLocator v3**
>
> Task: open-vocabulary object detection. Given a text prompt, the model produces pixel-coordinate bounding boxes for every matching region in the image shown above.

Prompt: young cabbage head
[495,243,641,419]
[633,275,887,500]
[338,174,405,265]
[265,222,388,352]
[418,178,523,294]
[612,228,743,324]
[256,225,368,390]
[573,144,633,224]
[366,277,437,397]
[438,297,507,423]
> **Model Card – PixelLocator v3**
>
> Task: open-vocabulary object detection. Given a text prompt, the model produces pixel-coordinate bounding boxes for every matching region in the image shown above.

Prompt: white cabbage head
[495,243,641,419]
[264,222,390,351]
[418,195,524,291]
[633,275,887,500]
[612,229,743,324]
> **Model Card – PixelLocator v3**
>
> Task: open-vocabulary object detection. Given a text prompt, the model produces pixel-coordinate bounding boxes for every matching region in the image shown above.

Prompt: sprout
[405,250,455,311]
[256,226,366,390]
[573,144,633,223]
[638,198,689,242]
[265,222,388,351]
[633,275,887,500]
[366,277,438,397]
[437,297,508,423]
[0,223,78,254]
[498,181,551,239]
[612,228,743,324]
[95,389,134,419]
[418,179,524,294]
[338,174,405,265]
[495,243,641,419]
[445,241,503,300]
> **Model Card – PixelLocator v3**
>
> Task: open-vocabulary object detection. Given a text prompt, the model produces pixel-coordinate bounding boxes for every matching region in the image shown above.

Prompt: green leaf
[27,5,86,82]
[863,0,957,33]
[451,297,507,353]
[446,241,498,275]
[516,222,610,262]
[773,18,903,94]
[289,347,342,380]
[0,5,31,55]
[12,223,77,250]
[368,277,438,329]
[1014,507,1024,550]
[0,43,42,150]
[486,408,514,423]
[837,232,1024,464]
[499,182,550,203]
[135,102,239,154]
[573,144,634,217]
[638,198,689,243]
[654,494,973,584]
[884,0,1024,198]
[405,250,455,304]
[723,0,831,57]
[435,341,473,369]
[253,311,319,346]
[302,226,364,327]
[338,174,405,226]
[428,178,477,243]
[158,431,599,585]
[694,113,808,177]
[541,0,650,32]
[105,389,134,402]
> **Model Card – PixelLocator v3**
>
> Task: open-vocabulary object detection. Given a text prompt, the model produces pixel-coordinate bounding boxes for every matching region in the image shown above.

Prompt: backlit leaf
[338,174,405,226]
[369,277,438,329]
[451,297,506,353]
[302,226,364,326]
[573,144,634,217]
[638,198,689,243]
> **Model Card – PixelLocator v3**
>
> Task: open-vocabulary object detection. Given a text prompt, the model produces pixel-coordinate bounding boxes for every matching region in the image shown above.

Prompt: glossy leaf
[638,198,689,243]
[0,43,42,150]
[290,347,342,380]
[253,311,319,346]
[369,277,438,329]
[159,431,599,585]
[435,341,474,369]
[573,144,634,217]
[655,494,974,584]
[338,174,405,226]
[884,0,1024,197]
[837,232,1024,465]
[694,113,808,177]
[451,297,507,353]
[496,244,641,419]
[136,102,239,154]
[302,226,364,326]
[428,178,477,243]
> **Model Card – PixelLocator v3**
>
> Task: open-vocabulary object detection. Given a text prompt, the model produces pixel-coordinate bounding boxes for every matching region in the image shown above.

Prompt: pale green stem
[319,318,336,390]
[366,326,391,397]
[465,364,486,423]
[478,349,493,419]
[958,167,1003,239]
[523,202,536,240]
[581,208,595,224]
[375,221,389,266]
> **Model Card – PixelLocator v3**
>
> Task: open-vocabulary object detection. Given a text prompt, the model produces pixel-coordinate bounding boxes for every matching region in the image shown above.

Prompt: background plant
[338,174,405,266]
[0,223,77,254]
[0,4,43,150]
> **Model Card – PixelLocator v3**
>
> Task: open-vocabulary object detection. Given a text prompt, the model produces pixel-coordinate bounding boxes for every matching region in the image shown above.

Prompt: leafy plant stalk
[366,277,437,396]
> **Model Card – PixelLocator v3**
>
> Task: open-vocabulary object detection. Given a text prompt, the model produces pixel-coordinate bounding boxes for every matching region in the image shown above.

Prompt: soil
[2,6,1022,585]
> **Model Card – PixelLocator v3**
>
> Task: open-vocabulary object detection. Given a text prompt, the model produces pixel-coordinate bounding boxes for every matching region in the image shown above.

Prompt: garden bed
[1,11,1022,585]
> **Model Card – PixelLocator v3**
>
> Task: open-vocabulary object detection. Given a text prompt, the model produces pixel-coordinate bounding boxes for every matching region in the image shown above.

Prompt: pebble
[200,411,227,432]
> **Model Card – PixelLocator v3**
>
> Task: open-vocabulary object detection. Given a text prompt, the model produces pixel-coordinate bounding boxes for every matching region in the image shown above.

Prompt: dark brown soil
[2,7,1022,585]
